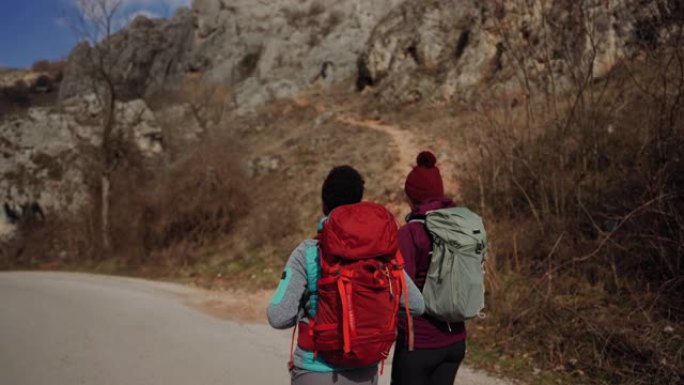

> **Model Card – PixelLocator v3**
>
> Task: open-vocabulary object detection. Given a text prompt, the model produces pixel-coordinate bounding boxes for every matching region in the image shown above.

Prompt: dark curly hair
[321,165,365,215]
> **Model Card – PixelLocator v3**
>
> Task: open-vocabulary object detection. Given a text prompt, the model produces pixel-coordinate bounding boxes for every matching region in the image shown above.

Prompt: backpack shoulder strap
[406,213,435,252]
[406,212,426,224]
[304,244,320,318]
[305,216,327,318]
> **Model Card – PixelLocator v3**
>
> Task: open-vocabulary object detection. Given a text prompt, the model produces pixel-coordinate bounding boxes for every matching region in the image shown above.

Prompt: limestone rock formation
[0,96,164,237]
[10,0,682,239]
[358,0,683,107]
[59,9,197,102]
[59,0,405,113]
[58,0,682,111]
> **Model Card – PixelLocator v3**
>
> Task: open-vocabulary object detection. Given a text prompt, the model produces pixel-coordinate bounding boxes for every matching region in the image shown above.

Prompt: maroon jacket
[397,198,467,349]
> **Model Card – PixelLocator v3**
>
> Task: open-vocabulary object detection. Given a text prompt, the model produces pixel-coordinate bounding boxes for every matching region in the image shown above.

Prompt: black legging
[390,340,466,385]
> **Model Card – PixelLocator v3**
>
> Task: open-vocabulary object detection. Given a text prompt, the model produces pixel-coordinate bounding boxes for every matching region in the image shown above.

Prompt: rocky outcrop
[59,0,405,112]
[191,0,405,111]
[15,0,682,238]
[0,96,164,238]
[358,0,683,107]
[58,0,683,111]
[59,9,197,102]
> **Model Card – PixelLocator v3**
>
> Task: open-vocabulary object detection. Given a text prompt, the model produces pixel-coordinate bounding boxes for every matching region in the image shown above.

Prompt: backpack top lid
[320,202,398,260]
[426,207,486,246]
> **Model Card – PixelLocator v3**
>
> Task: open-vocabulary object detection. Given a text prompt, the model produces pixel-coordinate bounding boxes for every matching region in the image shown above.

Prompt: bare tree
[68,0,127,250]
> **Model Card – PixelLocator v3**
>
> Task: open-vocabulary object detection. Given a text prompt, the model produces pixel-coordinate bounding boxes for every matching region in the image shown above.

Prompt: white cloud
[128,0,191,7]
[111,0,192,10]
[128,9,161,21]
[73,0,191,21]
[99,0,192,10]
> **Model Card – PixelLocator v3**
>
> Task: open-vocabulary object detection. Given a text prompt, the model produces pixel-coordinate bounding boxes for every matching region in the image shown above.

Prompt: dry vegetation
[0,76,400,292]
[0,128,249,273]
[2,3,683,384]
[336,17,684,385]
[453,34,684,385]
[0,59,64,118]
[6,48,680,382]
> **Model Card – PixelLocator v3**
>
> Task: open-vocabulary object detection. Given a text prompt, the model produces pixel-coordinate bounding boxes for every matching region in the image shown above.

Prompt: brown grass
[341,20,684,384]
[105,129,251,268]
[454,38,684,385]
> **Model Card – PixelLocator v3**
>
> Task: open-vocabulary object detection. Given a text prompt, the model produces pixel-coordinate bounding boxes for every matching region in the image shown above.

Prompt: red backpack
[294,202,414,368]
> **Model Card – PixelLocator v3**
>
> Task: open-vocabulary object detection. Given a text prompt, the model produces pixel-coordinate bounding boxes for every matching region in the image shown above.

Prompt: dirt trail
[292,96,418,173]
[336,115,419,174]
[293,95,463,218]
[336,115,420,218]
[336,114,462,203]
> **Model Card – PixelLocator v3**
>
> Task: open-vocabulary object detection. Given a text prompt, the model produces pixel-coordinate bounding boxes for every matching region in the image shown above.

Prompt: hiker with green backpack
[391,151,487,385]
[267,165,425,385]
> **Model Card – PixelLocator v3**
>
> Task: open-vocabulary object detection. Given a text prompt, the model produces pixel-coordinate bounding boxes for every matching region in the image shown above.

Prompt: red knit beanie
[404,151,444,204]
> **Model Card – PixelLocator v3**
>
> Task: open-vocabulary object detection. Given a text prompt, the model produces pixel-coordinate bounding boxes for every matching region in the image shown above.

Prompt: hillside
[1,1,683,384]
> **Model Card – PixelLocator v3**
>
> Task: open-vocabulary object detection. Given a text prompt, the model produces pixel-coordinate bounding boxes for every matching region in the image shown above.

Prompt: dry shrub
[1,128,250,275]
[31,59,66,77]
[0,81,31,117]
[460,36,684,384]
[146,75,234,128]
[106,130,250,269]
[0,203,99,270]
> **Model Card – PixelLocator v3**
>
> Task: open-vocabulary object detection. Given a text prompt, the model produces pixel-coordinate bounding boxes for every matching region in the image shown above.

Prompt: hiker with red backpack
[391,151,487,385]
[267,165,425,385]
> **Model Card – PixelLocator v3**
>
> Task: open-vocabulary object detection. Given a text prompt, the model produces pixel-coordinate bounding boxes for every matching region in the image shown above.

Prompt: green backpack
[421,207,487,322]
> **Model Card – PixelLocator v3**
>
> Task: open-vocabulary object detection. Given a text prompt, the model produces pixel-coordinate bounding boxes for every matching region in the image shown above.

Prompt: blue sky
[0,0,191,68]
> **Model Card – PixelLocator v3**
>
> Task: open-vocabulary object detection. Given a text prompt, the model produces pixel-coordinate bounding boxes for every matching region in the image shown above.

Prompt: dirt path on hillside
[292,96,418,173]
[338,115,417,218]
[336,115,418,173]
[293,95,462,217]
[335,115,462,203]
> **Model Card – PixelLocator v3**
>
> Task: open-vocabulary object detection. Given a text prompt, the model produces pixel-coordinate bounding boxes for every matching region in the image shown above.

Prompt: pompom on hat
[404,151,444,204]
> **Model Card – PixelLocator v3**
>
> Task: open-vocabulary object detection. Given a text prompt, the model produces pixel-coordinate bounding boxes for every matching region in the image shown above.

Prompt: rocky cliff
[0,96,164,239]
[58,0,682,112]
[60,0,405,112]
[4,0,681,237]
[358,0,683,107]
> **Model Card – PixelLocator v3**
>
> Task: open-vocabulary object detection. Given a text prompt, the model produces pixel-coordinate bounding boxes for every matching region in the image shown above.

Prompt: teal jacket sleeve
[266,240,313,329]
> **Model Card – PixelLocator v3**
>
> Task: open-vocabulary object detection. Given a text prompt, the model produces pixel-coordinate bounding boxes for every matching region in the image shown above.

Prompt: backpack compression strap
[288,322,298,370]
[337,271,354,354]
[394,250,414,351]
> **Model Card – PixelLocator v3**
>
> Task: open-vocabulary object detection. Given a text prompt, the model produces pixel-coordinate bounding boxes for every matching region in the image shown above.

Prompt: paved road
[0,272,512,385]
